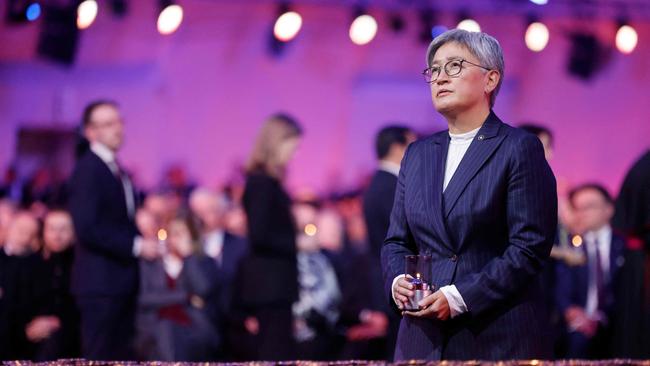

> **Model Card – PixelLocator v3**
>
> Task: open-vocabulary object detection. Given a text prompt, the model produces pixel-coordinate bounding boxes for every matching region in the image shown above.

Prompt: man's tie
[111,160,136,220]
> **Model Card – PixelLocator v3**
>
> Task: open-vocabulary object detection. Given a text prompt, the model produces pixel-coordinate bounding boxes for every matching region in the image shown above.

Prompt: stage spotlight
[38,4,79,65]
[7,0,42,23]
[26,2,41,21]
[350,11,377,45]
[457,18,480,32]
[388,12,405,33]
[273,10,302,42]
[525,22,549,52]
[110,0,127,18]
[157,1,183,35]
[431,25,448,39]
[418,8,434,44]
[616,24,638,54]
[530,0,548,5]
[567,32,609,80]
[77,0,97,29]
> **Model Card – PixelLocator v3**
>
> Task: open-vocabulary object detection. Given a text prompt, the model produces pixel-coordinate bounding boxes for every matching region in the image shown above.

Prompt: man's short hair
[519,123,554,147]
[375,125,412,160]
[82,100,118,127]
[568,183,614,207]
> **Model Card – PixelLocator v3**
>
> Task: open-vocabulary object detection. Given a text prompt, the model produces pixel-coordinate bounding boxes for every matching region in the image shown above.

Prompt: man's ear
[83,125,94,141]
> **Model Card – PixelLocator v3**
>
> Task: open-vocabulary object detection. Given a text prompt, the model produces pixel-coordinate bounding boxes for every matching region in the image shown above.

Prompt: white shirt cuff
[391,274,406,306]
[439,285,468,318]
[133,236,143,257]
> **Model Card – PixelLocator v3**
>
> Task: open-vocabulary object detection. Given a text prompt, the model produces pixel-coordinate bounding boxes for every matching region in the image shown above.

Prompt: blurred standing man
[364,126,417,258]
[362,125,415,359]
[68,101,159,360]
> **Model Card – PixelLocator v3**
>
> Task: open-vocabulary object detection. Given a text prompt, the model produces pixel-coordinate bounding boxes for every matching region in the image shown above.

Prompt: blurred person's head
[569,183,614,234]
[246,113,303,180]
[293,201,319,229]
[166,214,201,258]
[136,208,159,240]
[375,125,416,164]
[224,205,247,237]
[189,187,227,233]
[316,208,345,253]
[144,192,175,228]
[164,164,191,189]
[82,100,124,152]
[0,199,17,246]
[4,210,39,256]
[520,124,554,161]
[43,210,74,254]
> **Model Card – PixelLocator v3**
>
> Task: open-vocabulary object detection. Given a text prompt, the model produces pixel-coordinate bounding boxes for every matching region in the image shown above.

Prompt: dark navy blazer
[381,112,557,360]
[68,150,139,297]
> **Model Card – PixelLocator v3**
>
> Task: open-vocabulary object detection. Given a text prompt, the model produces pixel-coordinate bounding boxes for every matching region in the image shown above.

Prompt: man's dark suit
[364,170,398,258]
[381,112,557,360]
[555,231,626,358]
[203,232,248,360]
[68,149,139,360]
[0,251,41,360]
[362,169,401,360]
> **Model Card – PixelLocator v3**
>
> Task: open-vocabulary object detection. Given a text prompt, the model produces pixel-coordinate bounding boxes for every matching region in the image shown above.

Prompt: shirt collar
[204,229,225,259]
[379,161,400,177]
[449,126,481,142]
[584,225,612,246]
[90,142,116,165]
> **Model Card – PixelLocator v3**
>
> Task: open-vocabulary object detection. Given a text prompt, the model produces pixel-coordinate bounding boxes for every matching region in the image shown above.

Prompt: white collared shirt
[90,141,140,256]
[90,142,136,219]
[584,225,612,316]
[203,229,225,265]
[379,160,401,177]
[90,142,117,174]
[163,254,183,279]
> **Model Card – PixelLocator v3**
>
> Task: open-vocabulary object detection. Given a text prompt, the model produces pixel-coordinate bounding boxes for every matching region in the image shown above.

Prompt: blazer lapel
[426,133,454,251]
[443,112,507,218]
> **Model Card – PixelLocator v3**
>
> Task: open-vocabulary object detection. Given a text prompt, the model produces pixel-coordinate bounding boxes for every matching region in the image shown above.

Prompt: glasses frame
[422,58,492,83]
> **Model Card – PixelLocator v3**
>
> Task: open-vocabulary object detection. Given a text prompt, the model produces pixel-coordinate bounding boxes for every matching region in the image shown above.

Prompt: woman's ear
[485,70,500,94]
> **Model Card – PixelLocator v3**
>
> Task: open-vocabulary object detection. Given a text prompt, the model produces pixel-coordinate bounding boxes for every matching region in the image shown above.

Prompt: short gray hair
[426,29,505,108]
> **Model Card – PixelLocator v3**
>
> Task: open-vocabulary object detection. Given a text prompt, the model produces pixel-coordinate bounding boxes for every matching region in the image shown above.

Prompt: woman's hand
[392,277,415,310]
[403,290,451,321]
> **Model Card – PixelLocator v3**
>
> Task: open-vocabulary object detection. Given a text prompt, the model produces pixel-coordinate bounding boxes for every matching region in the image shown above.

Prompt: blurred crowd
[0,109,649,362]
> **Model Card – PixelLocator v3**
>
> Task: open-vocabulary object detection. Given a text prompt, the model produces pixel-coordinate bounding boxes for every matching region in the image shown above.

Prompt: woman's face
[275,136,301,167]
[429,42,494,115]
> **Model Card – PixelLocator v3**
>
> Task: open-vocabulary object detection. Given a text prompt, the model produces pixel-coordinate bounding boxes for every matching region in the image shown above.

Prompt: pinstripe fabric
[381,112,557,361]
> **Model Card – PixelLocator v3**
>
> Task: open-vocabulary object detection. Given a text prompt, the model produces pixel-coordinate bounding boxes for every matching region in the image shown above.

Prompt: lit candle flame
[571,235,583,247]
[157,229,167,241]
[304,224,317,237]
[416,272,421,279]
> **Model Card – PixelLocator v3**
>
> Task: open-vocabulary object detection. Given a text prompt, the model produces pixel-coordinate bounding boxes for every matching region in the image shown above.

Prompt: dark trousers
[77,295,136,360]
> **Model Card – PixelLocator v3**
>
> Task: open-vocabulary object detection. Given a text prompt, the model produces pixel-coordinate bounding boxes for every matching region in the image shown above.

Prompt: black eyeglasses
[422,58,492,83]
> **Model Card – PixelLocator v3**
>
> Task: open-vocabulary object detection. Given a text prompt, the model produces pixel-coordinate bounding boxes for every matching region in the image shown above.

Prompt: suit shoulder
[504,123,540,144]
[405,134,437,155]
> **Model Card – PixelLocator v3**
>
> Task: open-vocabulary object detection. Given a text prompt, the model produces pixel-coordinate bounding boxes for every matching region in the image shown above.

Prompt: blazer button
[478,135,485,141]
[450,255,458,262]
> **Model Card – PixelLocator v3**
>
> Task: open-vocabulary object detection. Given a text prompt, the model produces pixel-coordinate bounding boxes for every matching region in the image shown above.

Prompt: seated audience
[27,210,80,360]
[136,214,220,361]
[555,184,626,358]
